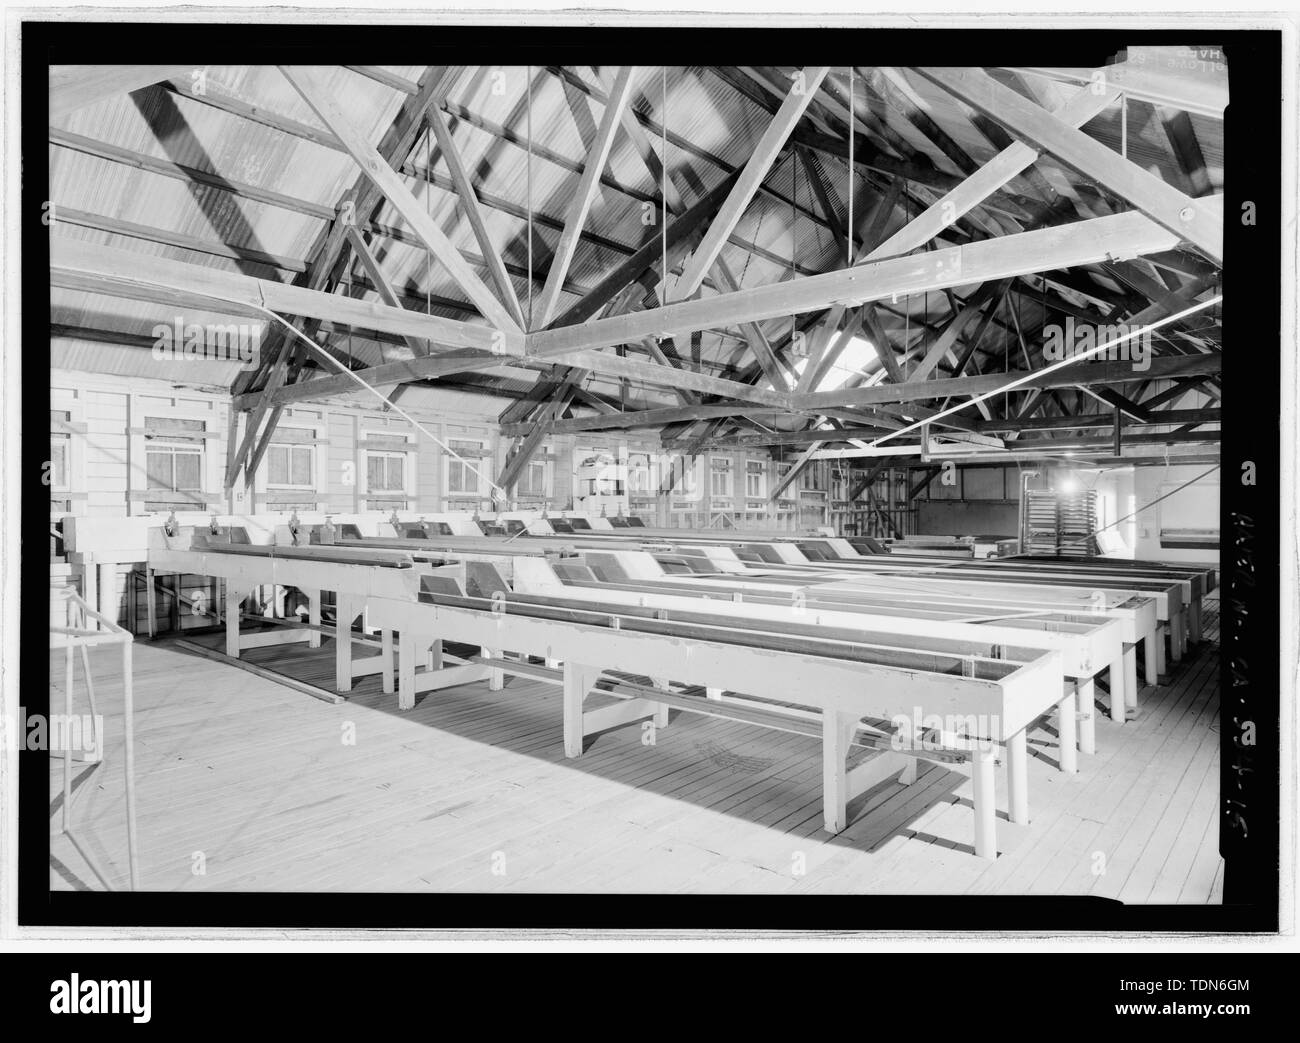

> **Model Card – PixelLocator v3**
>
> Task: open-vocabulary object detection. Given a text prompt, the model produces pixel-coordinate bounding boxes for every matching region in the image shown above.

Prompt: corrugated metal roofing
[48,59,1224,408]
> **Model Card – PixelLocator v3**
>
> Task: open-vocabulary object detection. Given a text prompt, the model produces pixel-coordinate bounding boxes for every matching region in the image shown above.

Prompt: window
[518,458,549,499]
[49,410,71,491]
[361,428,414,506]
[710,458,734,499]
[745,460,767,498]
[144,416,205,510]
[50,409,73,513]
[366,451,406,493]
[266,427,316,489]
[446,438,486,496]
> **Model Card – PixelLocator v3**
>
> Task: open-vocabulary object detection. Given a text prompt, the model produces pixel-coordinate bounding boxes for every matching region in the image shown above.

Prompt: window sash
[268,444,315,488]
[447,441,485,494]
[366,451,406,493]
[49,436,69,490]
[145,446,203,491]
[519,460,548,497]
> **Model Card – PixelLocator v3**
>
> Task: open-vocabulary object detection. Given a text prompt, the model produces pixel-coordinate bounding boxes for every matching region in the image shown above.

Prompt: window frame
[443,437,489,499]
[127,395,220,514]
[709,456,734,500]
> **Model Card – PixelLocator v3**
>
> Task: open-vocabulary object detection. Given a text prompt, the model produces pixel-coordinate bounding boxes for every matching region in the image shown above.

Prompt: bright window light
[818,336,877,391]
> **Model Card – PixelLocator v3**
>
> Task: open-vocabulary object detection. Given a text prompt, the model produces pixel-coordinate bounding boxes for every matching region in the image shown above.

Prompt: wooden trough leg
[651,678,671,728]
[563,663,598,758]
[145,566,157,639]
[335,593,354,694]
[1124,642,1139,697]
[1109,657,1128,723]
[307,590,322,649]
[1077,677,1097,756]
[1143,633,1159,686]
[970,745,998,860]
[484,647,505,691]
[1006,730,1029,825]
[1189,600,1203,644]
[97,562,115,625]
[428,638,443,671]
[224,586,242,658]
[381,629,395,696]
[821,710,857,834]
[1154,625,1168,678]
[397,630,417,711]
[1057,687,1078,774]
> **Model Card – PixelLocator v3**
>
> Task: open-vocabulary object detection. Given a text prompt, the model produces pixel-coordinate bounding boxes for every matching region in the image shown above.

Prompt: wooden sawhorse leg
[335,593,356,693]
[307,589,322,649]
[1077,677,1097,756]
[1057,687,1078,774]
[224,585,243,658]
[821,710,914,835]
[563,663,601,758]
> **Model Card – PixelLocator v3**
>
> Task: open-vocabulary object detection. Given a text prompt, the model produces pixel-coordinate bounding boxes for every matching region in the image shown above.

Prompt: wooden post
[397,630,417,711]
[429,638,444,671]
[62,635,74,832]
[1189,600,1203,644]
[970,745,998,859]
[651,678,671,728]
[1077,677,1096,756]
[563,662,594,758]
[1144,633,1159,686]
[335,593,354,693]
[1154,626,1168,678]
[121,639,141,890]
[1056,687,1078,774]
[1076,676,1097,754]
[381,629,395,696]
[224,586,242,658]
[484,647,504,691]
[1006,731,1029,824]
[1123,643,1139,704]
[97,562,116,625]
[1109,657,1128,723]
[821,709,857,834]
[144,566,157,639]
[307,590,322,649]
[168,574,180,633]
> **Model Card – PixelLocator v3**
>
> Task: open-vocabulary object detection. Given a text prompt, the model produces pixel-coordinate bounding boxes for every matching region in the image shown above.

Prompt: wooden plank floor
[49,594,1223,898]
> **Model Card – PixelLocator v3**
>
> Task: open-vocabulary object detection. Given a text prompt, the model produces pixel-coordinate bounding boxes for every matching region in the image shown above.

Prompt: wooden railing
[50,586,140,890]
